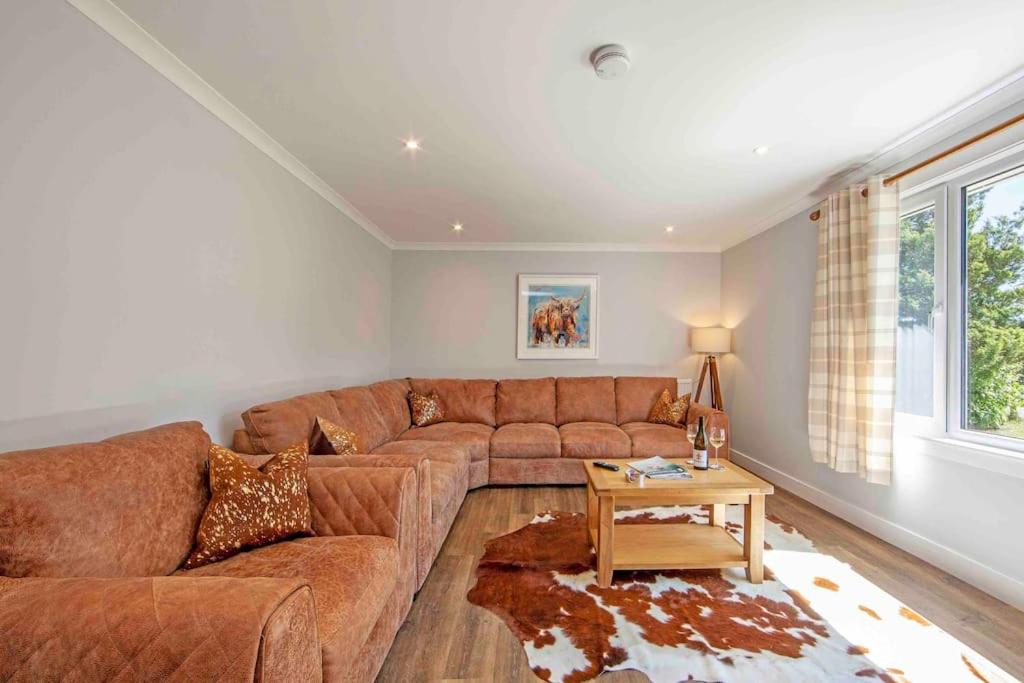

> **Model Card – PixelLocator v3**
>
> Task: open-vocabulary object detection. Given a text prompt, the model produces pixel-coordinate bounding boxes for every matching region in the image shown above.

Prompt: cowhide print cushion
[310,415,362,455]
[468,506,1011,683]
[185,443,313,569]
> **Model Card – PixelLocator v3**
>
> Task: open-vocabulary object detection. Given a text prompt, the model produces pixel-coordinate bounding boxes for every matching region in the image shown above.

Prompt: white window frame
[945,150,1024,453]
[894,185,947,438]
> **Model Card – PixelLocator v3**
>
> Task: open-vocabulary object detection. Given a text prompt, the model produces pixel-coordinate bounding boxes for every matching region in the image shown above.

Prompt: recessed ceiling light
[404,138,420,151]
[451,222,464,233]
[753,145,769,156]
[664,225,675,233]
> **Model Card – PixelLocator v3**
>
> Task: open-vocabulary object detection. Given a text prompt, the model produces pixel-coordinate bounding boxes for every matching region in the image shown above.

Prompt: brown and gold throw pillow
[184,443,313,569]
[648,389,690,427]
[408,390,444,427]
[310,416,361,455]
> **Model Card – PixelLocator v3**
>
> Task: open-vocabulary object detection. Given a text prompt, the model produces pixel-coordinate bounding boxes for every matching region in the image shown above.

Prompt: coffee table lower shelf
[587,522,747,570]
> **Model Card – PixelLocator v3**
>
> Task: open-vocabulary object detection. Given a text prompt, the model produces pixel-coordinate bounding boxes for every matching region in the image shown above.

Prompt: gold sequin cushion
[184,443,314,569]
[647,389,690,428]
[409,390,444,427]
[310,416,362,455]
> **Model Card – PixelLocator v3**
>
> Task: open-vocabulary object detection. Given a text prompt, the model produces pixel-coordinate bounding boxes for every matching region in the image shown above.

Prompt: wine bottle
[693,416,709,470]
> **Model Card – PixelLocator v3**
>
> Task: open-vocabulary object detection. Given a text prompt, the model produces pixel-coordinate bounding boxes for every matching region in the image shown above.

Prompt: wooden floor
[377,485,1024,682]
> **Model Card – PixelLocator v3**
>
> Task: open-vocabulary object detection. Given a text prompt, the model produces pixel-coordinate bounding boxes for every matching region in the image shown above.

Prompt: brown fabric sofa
[0,422,418,683]
[232,375,730,585]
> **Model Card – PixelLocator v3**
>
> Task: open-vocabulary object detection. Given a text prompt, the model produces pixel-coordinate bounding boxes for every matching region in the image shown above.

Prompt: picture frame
[516,274,599,359]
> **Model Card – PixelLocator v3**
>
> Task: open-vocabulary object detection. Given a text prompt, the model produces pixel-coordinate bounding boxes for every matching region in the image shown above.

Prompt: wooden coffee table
[583,459,774,587]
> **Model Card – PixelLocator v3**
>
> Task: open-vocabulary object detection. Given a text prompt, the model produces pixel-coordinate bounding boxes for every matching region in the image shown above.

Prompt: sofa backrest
[240,375,688,448]
[496,377,556,425]
[330,379,412,452]
[615,377,677,424]
[0,422,210,578]
[408,378,497,426]
[242,380,413,454]
[555,376,616,425]
[366,379,413,440]
[242,391,341,454]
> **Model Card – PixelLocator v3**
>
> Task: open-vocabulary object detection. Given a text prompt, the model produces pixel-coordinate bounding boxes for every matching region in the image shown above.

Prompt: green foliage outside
[964,188,1024,429]
[899,185,1024,431]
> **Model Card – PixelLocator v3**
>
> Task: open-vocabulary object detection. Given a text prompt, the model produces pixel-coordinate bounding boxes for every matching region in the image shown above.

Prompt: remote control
[593,461,620,471]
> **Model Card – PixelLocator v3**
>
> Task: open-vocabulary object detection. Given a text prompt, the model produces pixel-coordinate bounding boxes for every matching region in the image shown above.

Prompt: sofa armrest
[306,466,418,581]
[310,452,432,472]
[686,404,731,459]
[0,575,320,683]
[308,455,441,591]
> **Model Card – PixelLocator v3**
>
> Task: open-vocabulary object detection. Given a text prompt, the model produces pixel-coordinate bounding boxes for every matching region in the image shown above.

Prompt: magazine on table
[626,456,693,480]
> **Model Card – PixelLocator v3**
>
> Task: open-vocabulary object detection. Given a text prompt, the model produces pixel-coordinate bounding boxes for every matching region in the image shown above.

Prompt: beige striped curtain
[808,176,899,485]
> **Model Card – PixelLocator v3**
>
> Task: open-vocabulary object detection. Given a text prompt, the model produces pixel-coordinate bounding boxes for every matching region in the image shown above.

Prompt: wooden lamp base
[694,354,724,410]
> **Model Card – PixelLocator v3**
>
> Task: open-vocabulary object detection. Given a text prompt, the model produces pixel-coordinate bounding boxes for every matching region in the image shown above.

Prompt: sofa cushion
[310,416,361,455]
[0,421,210,579]
[556,376,616,425]
[647,389,690,428]
[621,422,691,457]
[495,378,557,425]
[242,392,340,454]
[490,423,561,458]
[558,422,631,459]
[329,386,392,452]
[395,422,493,462]
[180,536,397,670]
[185,444,314,569]
[615,376,678,425]
[408,378,497,425]
[409,390,445,427]
[367,379,412,441]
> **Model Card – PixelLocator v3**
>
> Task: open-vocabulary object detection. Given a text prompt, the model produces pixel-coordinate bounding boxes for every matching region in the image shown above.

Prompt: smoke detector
[591,44,630,80]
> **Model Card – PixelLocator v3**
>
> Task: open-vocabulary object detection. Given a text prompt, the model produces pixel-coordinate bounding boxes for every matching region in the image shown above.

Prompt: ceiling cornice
[395,241,720,253]
[66,0,397,250]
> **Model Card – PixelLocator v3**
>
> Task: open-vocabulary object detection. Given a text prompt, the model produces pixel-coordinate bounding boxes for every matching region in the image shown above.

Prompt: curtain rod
[809,110,1024,221]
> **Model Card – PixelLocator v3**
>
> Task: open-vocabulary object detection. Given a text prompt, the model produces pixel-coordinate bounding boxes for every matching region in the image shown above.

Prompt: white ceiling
[110,0,1024,250]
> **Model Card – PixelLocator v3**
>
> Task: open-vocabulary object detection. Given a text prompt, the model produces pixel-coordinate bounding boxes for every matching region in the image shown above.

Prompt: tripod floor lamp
[692,327,731,410]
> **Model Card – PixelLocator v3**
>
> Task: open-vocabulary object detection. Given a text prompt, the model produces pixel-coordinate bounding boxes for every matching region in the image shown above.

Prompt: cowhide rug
[467,506,1014,683]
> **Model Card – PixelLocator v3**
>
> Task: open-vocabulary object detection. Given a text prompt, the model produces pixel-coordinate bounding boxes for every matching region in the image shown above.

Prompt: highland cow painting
[517,274,599,359]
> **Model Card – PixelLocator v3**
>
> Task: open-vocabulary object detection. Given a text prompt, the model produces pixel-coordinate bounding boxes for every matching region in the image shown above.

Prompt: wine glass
[686,423,697,465]
[709,426,726,470]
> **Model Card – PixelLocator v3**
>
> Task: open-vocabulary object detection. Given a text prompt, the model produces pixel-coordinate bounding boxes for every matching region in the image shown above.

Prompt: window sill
[896,432,1024,480]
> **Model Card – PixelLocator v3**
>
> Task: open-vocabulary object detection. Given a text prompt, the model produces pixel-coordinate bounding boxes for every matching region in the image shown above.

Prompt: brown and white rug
[467,506,1014,683]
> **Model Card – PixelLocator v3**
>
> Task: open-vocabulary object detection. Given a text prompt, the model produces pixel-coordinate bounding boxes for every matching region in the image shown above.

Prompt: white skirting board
[730,448,1024,611]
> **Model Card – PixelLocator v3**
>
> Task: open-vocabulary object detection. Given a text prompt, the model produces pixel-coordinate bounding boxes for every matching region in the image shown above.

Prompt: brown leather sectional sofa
[0,422,418,682]
[0,376,728,682]
[231,376,729,589]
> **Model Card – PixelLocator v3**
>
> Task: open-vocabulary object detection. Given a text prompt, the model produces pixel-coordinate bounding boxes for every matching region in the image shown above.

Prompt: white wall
[390,250,721,380]
[720,104,1024,608]
[0,1,392,448]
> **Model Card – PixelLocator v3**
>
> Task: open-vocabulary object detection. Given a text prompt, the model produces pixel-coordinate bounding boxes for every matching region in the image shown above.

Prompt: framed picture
[517,274,599,359]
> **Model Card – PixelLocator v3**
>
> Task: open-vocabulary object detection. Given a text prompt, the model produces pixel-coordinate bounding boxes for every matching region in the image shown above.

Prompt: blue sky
[972,169,1024,225]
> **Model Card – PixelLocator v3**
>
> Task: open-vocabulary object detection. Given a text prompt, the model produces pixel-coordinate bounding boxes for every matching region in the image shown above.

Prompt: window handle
[929,302,944,330]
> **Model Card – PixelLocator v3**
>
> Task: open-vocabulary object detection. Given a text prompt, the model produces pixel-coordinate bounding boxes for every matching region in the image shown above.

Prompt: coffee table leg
[597,495,614,587]
[710,503,725,527]
[586,482,597,547]
[744,494,765,583]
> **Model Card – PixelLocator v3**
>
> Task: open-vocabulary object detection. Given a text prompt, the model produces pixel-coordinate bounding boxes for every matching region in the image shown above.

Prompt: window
[896,186,946,433]
[897,204,936,417]
[895,152,1024,454]
[961,166,1024,441]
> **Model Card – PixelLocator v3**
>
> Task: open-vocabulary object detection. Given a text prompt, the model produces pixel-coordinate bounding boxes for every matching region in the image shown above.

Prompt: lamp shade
[691,326,731,354]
